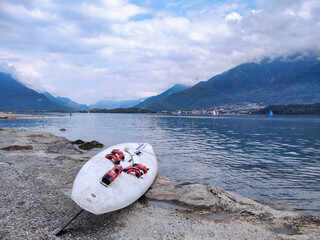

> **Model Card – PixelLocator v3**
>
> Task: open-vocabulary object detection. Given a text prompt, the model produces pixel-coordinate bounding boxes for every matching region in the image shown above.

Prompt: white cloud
[81,1,148,22]
[94,67,110,72]
[225,12,242,21]
[0,0,319,104]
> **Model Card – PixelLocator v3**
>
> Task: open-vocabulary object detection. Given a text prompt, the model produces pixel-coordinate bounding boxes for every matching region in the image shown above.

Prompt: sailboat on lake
[269,110,274,117]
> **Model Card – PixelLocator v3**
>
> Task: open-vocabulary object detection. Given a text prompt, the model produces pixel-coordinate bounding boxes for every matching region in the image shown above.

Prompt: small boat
[269,110,274,117]
[213,110,216,116]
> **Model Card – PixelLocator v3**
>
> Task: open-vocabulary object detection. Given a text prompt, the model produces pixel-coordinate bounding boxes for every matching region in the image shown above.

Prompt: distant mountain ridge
[0,73,71,111]
[89,99,143,110]
[0,72,146,111]
[147,54,320,111]
[2,53,319,112]
[43,92,89,111]
[135,84,189,109]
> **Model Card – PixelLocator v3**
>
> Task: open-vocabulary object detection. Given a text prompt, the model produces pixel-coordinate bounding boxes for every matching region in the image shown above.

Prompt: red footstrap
[101,165,123,186]
[124,163,149,178]
[105,149,125,164]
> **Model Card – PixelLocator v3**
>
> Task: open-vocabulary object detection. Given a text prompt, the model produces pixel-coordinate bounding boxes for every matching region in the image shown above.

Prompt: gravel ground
[0,127,319,240]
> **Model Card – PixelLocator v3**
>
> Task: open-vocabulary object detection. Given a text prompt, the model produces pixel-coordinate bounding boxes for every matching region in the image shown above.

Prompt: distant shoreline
[0,111,64,119]
[249,103,320,115]
[2,102,320,117]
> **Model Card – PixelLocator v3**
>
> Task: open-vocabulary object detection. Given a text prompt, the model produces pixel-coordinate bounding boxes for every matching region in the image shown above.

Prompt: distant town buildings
[157,104,264,115]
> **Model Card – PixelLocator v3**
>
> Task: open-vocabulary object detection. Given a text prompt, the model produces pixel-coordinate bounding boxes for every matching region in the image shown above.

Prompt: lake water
[1,113,319,216]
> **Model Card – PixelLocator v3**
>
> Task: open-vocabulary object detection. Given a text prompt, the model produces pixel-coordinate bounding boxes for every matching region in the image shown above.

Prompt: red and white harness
[101,149,149,186]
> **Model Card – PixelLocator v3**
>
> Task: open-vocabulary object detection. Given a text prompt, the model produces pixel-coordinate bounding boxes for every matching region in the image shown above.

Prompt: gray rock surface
[0,128,319,239]
[0,112,62,119]
[1,145,33,151]
[78,140,104,150]
[71,139,85,145]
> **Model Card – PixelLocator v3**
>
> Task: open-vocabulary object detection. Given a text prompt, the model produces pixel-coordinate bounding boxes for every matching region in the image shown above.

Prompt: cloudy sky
[0,0,319,104]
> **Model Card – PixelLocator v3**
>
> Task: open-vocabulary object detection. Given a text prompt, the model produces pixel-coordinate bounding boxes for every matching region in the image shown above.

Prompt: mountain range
[90,84,189,109]
[145,54,320,111]
[1,53,319,112]
[43,92,90,111]
[0,72,190,111]
[0,73,143,111]
[89,99,142,110]
[134,84,189,109]
[0,72,71,111]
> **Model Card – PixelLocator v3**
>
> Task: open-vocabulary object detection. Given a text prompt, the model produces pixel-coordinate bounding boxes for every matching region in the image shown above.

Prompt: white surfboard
[71,143,157,215]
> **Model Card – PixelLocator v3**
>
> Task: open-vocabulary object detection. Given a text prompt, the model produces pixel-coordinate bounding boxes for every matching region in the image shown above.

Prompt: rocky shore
[0,112,62,119]
[0,128,319,239]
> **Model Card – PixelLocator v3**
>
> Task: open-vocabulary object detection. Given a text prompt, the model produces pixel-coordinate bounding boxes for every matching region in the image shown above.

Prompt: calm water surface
[1,113,319,215]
